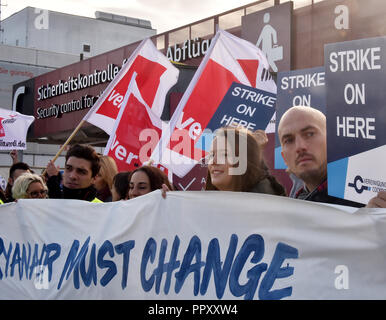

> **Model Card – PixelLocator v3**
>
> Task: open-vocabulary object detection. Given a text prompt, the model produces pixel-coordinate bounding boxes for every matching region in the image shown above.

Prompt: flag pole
[41,119,86,176]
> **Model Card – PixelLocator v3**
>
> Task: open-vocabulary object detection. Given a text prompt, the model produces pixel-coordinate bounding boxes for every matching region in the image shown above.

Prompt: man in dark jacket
[277,106,386,208]
[46,144,102,202]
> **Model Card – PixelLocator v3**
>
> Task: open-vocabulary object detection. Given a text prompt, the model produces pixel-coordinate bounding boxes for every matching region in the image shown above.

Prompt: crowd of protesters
[1,105,386,208]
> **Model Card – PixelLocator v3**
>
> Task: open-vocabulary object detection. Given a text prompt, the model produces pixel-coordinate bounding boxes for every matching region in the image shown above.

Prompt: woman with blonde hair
[94,155,118,202]
[12,173,48,200]
[205,127,286,195]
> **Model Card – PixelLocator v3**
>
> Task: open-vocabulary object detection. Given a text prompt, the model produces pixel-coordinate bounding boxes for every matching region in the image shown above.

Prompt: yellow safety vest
[91,197,103,203]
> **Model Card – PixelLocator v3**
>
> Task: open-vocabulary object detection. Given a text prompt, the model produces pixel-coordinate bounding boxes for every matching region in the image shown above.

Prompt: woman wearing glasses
[12,173,48,200]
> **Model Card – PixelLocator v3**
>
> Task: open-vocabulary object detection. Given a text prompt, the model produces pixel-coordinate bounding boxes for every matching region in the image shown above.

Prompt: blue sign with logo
[325,36,386,204]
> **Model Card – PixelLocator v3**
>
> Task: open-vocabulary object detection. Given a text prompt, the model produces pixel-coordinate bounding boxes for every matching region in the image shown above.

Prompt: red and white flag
[152,29,277,178]
[0,108,34,150]
[84,38,179,135]
[103,73,170,174]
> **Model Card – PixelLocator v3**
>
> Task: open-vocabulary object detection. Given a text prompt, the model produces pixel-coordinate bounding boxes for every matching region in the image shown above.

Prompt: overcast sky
[1,0,266,34]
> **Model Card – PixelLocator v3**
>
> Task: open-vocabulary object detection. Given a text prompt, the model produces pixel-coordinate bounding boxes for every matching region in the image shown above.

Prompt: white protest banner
[325,36,386,204]
[0,108,34,150]
[0,192,385,300]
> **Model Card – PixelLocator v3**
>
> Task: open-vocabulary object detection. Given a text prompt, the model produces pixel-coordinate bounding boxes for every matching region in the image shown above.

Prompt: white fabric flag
[0,107,34,150]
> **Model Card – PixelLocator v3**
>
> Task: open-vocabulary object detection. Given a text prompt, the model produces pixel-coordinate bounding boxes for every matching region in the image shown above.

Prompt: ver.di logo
[0,114,17,137]
[348,175,371,194]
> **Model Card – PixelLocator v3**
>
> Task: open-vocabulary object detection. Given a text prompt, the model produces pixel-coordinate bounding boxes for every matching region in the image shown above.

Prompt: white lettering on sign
[231,86,276,107]
[166,38,211,63]
[329,47,381,72]
[336,116,376,140]
[344,83,365,105]
[37,64,119,101]
[280,72,325,90]
[236,104,256,117]
[220,114,256,131]
[293,94,311,107]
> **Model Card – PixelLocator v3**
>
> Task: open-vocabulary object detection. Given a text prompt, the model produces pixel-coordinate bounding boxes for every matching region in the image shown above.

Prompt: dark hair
[65,144,100,177]
[129,166,173,192]
[112,171,131,200]
[9,162,32,180]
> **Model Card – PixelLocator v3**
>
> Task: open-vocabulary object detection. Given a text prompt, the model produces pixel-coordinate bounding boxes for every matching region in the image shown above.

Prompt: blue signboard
[325,36,386,204]
[196,82,276,152]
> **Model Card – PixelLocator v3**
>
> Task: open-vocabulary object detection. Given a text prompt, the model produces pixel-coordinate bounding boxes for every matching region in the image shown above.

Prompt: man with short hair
[46,144,102,202]
[5,162,32,203]
[278,106,386,208]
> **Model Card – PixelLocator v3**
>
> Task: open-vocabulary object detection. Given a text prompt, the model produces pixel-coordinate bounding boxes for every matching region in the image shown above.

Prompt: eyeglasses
[28,189,48,198]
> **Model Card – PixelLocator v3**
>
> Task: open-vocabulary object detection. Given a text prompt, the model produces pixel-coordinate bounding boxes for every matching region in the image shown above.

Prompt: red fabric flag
[84,38,179,135]
[104,74,166,173]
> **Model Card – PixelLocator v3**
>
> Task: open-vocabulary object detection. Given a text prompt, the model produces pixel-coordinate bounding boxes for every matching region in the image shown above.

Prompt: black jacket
[47,174,98,202]
[249,177,287,196]
[295,180,364,208]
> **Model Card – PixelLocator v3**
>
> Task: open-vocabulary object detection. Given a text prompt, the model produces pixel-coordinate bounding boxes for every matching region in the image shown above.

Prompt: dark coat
[47,174,99,202]
[248,177,287,196]
[295,180,364,208]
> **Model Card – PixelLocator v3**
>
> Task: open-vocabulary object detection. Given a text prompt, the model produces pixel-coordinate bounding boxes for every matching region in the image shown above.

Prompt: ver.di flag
[0,108,34,150]
[83,38,179,135]
[103,73,166,173]
[151,29,277,178]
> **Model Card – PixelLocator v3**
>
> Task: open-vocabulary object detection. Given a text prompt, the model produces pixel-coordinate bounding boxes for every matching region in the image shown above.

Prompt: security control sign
[325,36,386,204]
[275,67,326,169]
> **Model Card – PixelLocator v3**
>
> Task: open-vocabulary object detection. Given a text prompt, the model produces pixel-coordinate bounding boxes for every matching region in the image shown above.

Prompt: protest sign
[275,67,326,169]
[325,36,386,204]
[0,192,385,300]
[0,108,34,150]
